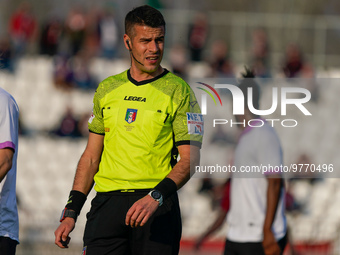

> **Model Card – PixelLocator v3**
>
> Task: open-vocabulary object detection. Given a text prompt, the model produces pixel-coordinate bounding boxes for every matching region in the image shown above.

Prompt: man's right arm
[72,132,104,194]
[54,132,104,248]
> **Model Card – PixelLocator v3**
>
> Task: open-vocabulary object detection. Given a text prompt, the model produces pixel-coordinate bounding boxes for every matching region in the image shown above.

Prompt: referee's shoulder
[96,70,128,91]
[163,70,191,92]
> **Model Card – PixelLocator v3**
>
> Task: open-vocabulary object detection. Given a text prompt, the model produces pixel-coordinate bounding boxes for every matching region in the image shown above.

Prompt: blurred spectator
[147,0,164,9]
[198,177,214,194]
[77,112,91,137]
[18,113,28,136]
[65,6,87,55]
[251,28,271,78]
[209,40,234,78]
[188,12,209,62]
[289,153,322,184]
[39,18,63,56]
[98,8,119,59]
[53,55,74,90]
[0,37,14,72]
[52,107,81,138]
[285,183,302,213]
[282,43,313,78]
[169,43,188,79]
[83,7,101,58]
[53,51,97,90]
[282,44,319,102]
[70,50,97,90]
[198,176,229,210]
[9,1,37,56]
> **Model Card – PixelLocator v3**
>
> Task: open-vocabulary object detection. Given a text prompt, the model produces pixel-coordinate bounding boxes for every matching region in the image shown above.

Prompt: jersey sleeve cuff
[0,141,16,151]
[175,140,202,148]
[89,130,105,136]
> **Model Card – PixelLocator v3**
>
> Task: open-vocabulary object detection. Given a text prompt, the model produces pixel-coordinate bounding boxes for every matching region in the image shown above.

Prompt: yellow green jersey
[88,69,203,192]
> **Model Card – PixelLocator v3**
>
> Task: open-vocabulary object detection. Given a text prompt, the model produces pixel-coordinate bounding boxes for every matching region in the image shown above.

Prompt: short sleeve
[88,85,105,135]
[173,85,203,148]
[0,93,19,151]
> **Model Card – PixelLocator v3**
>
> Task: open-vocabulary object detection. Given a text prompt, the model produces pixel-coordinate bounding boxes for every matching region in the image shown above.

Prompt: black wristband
[154,178,177,200]
[65,190,87,215]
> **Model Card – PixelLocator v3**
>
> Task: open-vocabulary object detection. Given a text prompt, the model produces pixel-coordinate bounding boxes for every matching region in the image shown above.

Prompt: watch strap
[60,208,78,222]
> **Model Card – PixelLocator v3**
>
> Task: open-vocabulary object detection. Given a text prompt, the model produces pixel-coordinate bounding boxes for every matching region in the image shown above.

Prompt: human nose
[148,40,159,53]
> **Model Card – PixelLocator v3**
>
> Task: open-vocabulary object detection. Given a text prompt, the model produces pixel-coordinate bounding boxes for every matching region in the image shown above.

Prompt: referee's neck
[129,66,164,82]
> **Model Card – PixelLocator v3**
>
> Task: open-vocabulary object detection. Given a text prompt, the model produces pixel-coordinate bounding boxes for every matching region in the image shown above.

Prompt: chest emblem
[125,108,138,124]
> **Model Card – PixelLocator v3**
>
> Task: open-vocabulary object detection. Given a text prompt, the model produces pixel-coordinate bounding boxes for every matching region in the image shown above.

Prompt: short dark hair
[238,67,260,112]
[125,5,166,37]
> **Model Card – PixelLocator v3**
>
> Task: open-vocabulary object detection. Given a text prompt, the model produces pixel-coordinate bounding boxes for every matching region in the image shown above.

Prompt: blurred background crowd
[1,0,340,254]
[2,0,339,81]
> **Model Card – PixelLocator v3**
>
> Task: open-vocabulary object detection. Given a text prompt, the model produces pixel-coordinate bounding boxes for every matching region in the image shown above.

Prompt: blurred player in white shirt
[0,87,19,255]
[226,69,287,255]
[195,69,287,255]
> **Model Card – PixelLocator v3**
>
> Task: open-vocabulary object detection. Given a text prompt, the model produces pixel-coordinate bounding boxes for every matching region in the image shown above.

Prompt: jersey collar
[127,69,169,86]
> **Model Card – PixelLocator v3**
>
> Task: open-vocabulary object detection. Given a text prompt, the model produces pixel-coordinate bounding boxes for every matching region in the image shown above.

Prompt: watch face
[152,190,161,199]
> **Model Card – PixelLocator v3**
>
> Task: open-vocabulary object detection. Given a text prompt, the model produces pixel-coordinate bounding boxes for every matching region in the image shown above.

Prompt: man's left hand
[125,195,159,228]
[262,229,281,255]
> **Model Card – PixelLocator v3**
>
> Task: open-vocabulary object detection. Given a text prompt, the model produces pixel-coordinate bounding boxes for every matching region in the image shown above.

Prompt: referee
[54,5,203,255]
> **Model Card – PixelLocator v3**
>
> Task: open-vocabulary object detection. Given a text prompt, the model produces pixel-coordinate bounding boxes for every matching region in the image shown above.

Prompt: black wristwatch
[148,190,163,206]
[60,208,78,222]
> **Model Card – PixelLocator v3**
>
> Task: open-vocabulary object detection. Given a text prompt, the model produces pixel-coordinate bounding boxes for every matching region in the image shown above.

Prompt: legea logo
[197,83,312,128]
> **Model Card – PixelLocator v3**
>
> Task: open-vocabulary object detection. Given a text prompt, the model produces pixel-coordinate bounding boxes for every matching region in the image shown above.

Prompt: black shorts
[224,233,287,255]
[0,236,18,255]
[83,190,182,255]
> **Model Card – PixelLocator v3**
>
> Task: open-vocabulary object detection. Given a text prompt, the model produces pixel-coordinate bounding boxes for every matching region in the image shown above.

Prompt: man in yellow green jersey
[54,5,203,255]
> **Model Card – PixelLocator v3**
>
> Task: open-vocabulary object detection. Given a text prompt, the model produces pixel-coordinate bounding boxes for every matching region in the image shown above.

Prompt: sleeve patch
[88,112,95,124]
[186,113,204,135]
